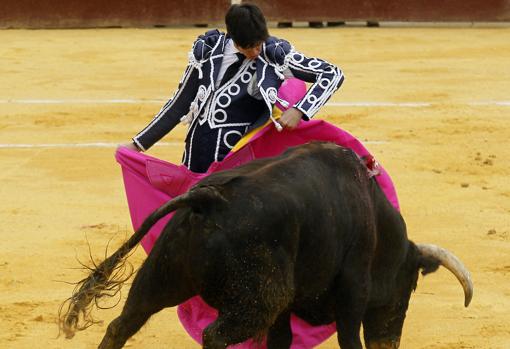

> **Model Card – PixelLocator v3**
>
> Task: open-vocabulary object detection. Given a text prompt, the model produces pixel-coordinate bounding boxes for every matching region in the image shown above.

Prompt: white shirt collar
[224,38,240,55]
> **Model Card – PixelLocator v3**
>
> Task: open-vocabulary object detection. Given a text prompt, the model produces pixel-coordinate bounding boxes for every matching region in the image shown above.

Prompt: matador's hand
[118,142,141,152]
[279,107,303,130]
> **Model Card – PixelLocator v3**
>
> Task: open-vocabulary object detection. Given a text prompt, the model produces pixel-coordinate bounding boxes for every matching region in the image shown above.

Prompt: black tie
[220,52,245,86]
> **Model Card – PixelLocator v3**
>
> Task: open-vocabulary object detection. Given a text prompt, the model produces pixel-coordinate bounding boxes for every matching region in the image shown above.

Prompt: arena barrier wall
[245,0,510,22]
[0,0,231,29]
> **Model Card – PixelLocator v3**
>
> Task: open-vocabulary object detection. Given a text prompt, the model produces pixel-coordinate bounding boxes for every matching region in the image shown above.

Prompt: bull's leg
[202,297,293,349]
[98,303,161,349]
[203,309,293,349]
[201,245,295,348]
[98,242,194,349]
[97,266,176,349]
[333,251,372,349]
[202,270,293,347]
[267,310,292,349]
[202,308,273,349]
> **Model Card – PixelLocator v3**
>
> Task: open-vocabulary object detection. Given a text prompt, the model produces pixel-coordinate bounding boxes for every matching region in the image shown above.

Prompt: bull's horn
[416,243,473,307]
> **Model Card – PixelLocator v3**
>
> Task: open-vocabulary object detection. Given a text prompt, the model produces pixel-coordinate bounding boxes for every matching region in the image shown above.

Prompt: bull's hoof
[202,325,228,349]
[202,336,228,349]
[366,339,400,349]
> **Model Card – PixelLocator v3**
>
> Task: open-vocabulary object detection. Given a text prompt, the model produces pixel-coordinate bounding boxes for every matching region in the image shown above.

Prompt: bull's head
[363,243,473,349]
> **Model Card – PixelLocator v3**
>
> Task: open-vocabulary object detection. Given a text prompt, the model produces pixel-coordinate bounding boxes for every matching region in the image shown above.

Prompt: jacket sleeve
[263,38,345,120]
[132,30,220,151]
[132,64,199,151]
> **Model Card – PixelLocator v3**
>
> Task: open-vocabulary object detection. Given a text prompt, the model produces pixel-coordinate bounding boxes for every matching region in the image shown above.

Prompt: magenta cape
[115,119,399,348]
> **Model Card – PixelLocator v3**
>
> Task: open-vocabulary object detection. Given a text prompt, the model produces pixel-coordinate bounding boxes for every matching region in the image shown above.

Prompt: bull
[59,142,473,349]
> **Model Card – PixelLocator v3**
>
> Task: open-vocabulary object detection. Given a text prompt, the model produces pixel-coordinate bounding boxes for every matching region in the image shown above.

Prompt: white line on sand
[0,140,388,149]
[1,99,510,107]
[468,101,510,106]
[326,102,431,107]
[0,142,182,149]
[0,99,165,104]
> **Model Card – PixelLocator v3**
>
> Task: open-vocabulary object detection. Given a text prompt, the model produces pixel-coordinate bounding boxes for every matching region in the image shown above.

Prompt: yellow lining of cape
[232,107,283,153]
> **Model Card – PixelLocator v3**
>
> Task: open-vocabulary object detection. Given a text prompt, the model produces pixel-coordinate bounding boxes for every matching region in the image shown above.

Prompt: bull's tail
[58,193,192,339]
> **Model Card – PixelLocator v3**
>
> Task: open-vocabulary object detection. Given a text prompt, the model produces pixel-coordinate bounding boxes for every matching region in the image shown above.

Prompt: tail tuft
[58,245,135,338]
[57,192,193,338]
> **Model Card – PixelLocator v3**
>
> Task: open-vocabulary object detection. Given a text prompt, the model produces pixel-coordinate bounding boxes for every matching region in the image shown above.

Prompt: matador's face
[235,42,263,60]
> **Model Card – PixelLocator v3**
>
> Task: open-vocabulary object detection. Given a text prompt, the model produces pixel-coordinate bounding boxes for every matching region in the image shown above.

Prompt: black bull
[60,142,473,349]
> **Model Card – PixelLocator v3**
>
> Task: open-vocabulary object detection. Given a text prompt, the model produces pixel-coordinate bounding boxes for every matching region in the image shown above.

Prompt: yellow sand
[1,27,509,348]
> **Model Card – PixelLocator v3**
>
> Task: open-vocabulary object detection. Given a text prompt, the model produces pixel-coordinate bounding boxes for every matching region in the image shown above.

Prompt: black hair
[225,4,269,48]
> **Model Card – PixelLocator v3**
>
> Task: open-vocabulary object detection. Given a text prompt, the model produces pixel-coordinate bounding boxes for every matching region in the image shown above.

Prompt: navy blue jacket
[133,30,344,151]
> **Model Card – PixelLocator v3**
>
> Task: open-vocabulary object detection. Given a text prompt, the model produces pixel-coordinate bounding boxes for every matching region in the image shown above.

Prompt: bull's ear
[185,185,228,214]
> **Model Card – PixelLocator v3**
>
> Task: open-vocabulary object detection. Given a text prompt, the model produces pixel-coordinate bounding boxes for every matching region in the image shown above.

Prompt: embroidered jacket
[133,30,344,151]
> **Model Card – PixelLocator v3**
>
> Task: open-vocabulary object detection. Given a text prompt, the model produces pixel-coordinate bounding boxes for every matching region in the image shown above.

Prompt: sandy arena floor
[0,27,509,348]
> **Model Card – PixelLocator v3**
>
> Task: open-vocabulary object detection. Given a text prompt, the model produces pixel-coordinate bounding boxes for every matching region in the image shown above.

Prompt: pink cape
[115,119,399,348]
